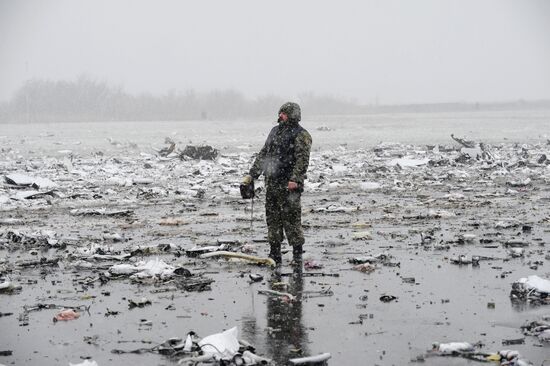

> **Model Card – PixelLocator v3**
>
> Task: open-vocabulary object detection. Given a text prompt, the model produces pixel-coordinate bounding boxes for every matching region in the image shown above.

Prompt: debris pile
[521,318,550,342]
[180,145,219,160]
[111,326,271,365]
[425,341,534,365]
[510,275,550,304]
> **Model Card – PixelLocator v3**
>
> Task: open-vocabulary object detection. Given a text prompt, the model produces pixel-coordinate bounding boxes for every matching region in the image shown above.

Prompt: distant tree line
[0,76,363,123]
[0,76,548,123]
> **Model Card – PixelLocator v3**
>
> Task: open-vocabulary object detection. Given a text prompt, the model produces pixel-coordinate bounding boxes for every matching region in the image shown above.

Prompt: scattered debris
[352,231,372,240]
[521,318,550,342]
[510,275,550,304]
[3,131,550,365]
[180,145,218,160]
[70,208,134,217]
[303,259,323,270]
[0,278,22,294]
[112,326,270,365]
[379,295,398,303]
[258,289,295,302]
[248,274,263,283]
[353,263,376,273]
[155,138,176,157]
[128,297,152,309]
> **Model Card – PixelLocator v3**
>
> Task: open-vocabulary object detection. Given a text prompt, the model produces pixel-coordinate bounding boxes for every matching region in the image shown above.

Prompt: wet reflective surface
[1,110,550,365]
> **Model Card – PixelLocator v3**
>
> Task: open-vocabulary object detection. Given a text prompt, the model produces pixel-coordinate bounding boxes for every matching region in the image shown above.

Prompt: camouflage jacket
[249,121,312,186]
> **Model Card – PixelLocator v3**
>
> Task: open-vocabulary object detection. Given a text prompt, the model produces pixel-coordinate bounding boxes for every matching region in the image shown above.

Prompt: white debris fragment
[109,258,176,279]
[461,146,483,159]
[506,178,532,187]
[358,181,381,190]
[517,275,550,293]
[69,360,98,366]
[498,350,520,360]
[427,209,455,218]
[5,173,57,189]
[102,232,123,242]
[458,233,476,242]
[198,326,240,359]
[352,231,372,240]
[433,341,474,354]
[289,353,332,365]
[108,263,137,275]
[130,258,176,279]
[5,173,34,186]
[387,157,430,167]
[495,220,521,229]
[106,177,132,186]
[448,169,470,178]
[0,278,17,292]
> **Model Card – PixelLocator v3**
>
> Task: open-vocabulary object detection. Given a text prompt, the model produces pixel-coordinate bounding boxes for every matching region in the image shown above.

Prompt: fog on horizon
[1,0,550,106]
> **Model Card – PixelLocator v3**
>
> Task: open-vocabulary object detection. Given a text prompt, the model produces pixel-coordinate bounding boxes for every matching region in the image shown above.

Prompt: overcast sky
[1,0,549,104]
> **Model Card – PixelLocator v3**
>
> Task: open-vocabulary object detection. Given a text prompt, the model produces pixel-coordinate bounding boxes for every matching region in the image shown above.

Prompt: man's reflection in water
[266,265,309,365]
[241,283,259,349]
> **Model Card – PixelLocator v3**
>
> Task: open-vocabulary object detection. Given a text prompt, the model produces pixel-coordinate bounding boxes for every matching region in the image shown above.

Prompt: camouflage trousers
[265,184,305,248]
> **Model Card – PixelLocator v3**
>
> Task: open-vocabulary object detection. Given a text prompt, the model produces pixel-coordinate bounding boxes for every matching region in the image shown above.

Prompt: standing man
[242,102,312,265]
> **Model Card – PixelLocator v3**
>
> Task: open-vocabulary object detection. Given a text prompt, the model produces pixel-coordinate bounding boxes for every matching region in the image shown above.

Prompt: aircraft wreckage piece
[289,352,332,365]
[199,251,276,267]
[257,289,295,302]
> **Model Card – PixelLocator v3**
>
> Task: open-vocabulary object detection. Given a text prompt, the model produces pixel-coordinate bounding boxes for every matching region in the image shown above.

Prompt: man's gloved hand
[242,175,253,185]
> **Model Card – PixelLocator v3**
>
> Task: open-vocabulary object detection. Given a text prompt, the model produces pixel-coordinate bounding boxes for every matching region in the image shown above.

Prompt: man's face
[278,112,289,123]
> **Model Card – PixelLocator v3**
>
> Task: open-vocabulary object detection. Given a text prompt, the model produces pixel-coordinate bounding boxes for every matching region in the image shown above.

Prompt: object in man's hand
[240,180,255,199]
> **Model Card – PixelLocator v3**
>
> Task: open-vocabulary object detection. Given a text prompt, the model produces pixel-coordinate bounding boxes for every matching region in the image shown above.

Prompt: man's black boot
[268,244,282,266]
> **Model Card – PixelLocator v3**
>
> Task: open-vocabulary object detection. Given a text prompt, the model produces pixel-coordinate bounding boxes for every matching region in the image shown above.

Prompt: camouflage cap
[278,102,301,122]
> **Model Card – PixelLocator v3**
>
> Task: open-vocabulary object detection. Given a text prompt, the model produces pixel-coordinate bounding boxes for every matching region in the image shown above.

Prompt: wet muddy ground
[1,112,550,365]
